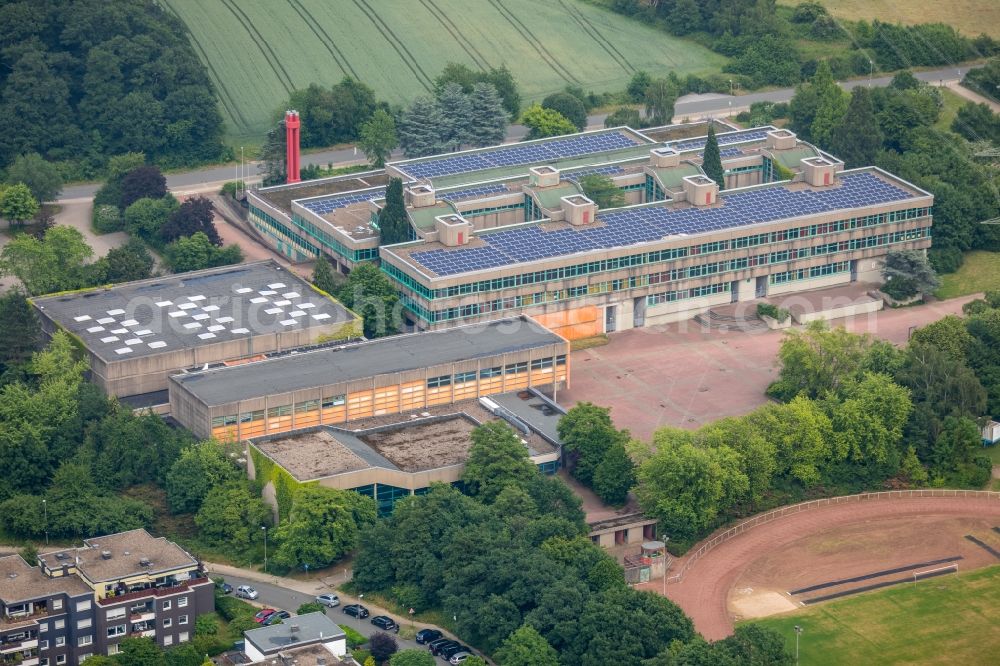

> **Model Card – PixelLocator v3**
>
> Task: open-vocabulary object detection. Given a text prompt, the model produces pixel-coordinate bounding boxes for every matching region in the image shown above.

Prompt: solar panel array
[699,146,745,159]
[563,165,627,183]
[441,182,510,201]
[397,131,644,180]
[301,187,386,215]
[670,128,771,153]
[409,173,916,276]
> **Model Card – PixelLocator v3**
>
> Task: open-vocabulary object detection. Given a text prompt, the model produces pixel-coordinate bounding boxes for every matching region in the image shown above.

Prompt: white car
[315,593,340,608]
[450,653,472,665]
[236,585,258,600]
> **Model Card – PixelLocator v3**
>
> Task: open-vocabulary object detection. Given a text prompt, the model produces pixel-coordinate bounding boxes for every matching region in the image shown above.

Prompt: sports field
[777,0,1000,39]
[161,0,726,139]
[747,565,1000,666]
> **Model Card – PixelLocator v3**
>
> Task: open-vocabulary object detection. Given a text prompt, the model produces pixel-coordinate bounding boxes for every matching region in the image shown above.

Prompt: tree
[558,403,627,486]
[909,316,973,365]
[114,637,166,666]
[398,97,445,158]
[312,256,339,295]
[494,624,560,666]
[296,602,326,615]
[88,408,190,490]
[808,62,849,147]
[462,422,538,502]
[5,153,63,202]
[830,87,884,168]
[592,443,635,505]
[437,83,474,151]
[644,79,678,126]
[0,290,40,371]
[259,119,287,186]
[0,183,39,226]
[604,107,642,129]
[668,0,703,35]
[627,72,652,103]
[359,109,398,167]
[578,174,624,209]
[160,196,221,245]
[521,105,576,140]
[434,62,521,118]
[468,83,509,147]
[97,239,154,283]
[0,225,93,295]
[389,650,436,666]
[165,232,242,273]
[195,482,271,553]
[164,442,240,514]
[882,249,940,298]
[542,92,587,131]
[378,178,410,246]
[701,125,725,190]
[952,102,1000,145]
[120,165,167,209]
[768,321,879,401]
[337,262,401,338]
[124,196,178,241]
[271,485,377,569]
[369,632,399,664]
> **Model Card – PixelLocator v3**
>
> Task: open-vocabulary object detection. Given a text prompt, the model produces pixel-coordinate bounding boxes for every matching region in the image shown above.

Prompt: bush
[339,624,367,648]
[756,302,790,322]
[880,276,919,300]
[92,204,123,234]
[963,299,992,316]
[296,602,326,615]
[214,595,255,622]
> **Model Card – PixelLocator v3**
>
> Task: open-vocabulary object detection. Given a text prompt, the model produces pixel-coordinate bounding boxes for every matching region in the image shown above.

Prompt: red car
[254,609,276,623]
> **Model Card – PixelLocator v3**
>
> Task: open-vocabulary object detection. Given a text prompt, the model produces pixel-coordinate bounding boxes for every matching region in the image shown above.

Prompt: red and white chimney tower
[285,110,301,184]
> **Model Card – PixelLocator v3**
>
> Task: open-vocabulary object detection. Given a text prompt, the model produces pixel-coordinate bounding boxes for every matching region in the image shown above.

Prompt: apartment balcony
[98,576,209,606]
[129,611,155,623]
[129,629,156,639]
[22,659,38,666]
[0,610,46,629]
[0,637,39,654]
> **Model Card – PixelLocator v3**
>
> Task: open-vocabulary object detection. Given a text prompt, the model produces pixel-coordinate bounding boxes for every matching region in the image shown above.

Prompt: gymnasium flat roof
[170,316,566,406]
[31,261,355,362]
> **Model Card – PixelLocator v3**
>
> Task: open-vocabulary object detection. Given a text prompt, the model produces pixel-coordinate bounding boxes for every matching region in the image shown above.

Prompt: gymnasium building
[246,123,933,340]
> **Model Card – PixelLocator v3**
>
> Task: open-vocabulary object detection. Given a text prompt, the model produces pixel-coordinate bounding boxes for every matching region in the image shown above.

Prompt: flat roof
[39,529,199,583]
[0,555,90,604]
[245,612,345,655]
[399,169,927,278]
[172,316,565,406]
[488,389,565,446]
[390,128,654,183]
[32,261,355,362]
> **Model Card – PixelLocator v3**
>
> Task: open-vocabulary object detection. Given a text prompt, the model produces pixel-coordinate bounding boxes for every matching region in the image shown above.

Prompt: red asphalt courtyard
[558,294,978,442]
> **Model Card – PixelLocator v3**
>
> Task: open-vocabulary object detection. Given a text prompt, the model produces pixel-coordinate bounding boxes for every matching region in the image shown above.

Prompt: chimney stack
[285,110,301,184]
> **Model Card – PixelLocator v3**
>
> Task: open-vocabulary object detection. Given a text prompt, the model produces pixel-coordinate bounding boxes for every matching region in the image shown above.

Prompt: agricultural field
[747,565,1000,665]
[161,0,726,139]
[777,0,1000,39]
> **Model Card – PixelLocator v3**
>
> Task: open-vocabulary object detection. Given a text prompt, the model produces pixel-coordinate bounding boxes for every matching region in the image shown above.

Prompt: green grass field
[934,251,1000,299]
[161,0,726,140]
[777,0,1000,38]
[935,88,967,132]
[747,565,1000,666]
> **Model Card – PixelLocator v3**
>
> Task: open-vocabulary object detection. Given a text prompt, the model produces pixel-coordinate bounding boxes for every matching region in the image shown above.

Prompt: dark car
[416,629,443,644]
[441,644,472,660]
[215,581,233,594]
[342,604,370,619]
[370,615,396,630]
[430,640,459,656]
[263,610,291,626]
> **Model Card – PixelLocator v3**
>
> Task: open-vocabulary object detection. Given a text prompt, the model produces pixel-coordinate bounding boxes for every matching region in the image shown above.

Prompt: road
[58,65,968,201]
[220,574,441,658]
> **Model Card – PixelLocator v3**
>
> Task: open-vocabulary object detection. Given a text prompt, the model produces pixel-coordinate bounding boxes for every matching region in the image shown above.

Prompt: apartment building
[0,530,212,666]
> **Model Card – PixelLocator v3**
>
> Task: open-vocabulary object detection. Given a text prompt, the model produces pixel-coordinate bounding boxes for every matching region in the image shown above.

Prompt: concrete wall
[767,271,850,296]
[793,298,882,324]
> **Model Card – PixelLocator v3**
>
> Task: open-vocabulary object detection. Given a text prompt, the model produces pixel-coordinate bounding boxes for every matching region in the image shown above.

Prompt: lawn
[747,565,1000,666]
[777,0,1000,39]
[935,88,967,132]
[934,251,1000,299]
[160,0,726,140]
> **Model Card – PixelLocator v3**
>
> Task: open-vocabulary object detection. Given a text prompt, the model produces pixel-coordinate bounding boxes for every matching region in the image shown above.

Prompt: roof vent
[7,572,17,579]
[101,550,113,560]
[55,552,68,561]
[139,558,151,567]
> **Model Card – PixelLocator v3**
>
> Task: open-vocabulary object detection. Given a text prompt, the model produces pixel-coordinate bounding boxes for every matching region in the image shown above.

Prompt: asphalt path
[58,65,967,201]
[220,574,430,655]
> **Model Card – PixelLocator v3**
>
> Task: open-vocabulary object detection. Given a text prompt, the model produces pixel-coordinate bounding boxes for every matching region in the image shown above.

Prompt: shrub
[92,204,123,234]
[214,595,255,622]
[962,299,991,316]
[880,276,919,300]
[756,303,790,322]
[339,624,367,648]
[296,602,326,615]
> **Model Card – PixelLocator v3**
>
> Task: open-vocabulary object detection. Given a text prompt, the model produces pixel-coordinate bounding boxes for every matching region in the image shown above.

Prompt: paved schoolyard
[560,294,979,441]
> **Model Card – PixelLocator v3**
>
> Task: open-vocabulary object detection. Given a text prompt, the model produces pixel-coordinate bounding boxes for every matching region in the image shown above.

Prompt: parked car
[236,585,258,600]
[253,609,276,623]
[441,644,471,660]
[370,615,396,630]
[315,593,340,608]
[430,640,459,656]
[263,610,291,626]
[415,629,443,644]
[449,653,472,665]
[215,581,233,594]
[342,604,369,619]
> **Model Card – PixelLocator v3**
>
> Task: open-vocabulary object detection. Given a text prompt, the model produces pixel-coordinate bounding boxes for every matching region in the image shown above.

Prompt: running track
[644,495,1000,639]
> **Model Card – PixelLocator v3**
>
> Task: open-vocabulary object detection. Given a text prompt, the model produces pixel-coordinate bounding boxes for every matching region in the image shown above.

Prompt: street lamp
[261,526,268,573]
[794,625,803,665]
[358,594,365,633]
[661,535,670,597]
[42,498,48,546]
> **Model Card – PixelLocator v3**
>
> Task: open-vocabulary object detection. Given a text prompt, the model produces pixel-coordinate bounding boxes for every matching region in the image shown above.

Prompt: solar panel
[398,131,644,180]
[670,128,771,153]
[441,183,510,202]
[563,165,627,183]
[410,173,916,276]
[301,187,386,215]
